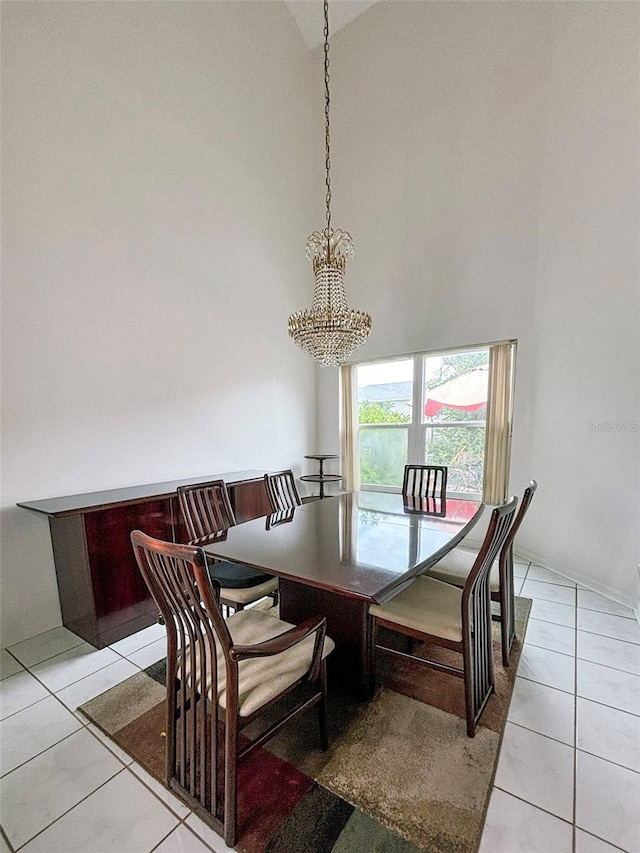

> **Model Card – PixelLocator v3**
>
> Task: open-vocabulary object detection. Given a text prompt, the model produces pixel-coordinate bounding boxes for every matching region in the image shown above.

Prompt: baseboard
[515,546,639,616]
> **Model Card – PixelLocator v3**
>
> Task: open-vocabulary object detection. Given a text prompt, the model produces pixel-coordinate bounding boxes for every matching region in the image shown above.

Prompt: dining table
[200,490,484,695]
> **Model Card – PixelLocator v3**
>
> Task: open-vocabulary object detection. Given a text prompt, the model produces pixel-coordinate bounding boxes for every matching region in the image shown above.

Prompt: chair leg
[463,590,495,738]
[367,616,378,697]
[223,714,238,848]
[318,662,329,751]
[462,638,477,738]
[271,588,279,608]
[500,598,510,667]
[500,555,516,667]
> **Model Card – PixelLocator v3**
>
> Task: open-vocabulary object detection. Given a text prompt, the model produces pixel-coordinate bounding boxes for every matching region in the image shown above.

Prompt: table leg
[278,578,370,698]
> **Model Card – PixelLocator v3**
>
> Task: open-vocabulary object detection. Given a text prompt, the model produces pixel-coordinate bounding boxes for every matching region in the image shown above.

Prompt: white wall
[2,1,638,647]
[1,2,318,646]
[528,2,639,604]
[317,2,639,606]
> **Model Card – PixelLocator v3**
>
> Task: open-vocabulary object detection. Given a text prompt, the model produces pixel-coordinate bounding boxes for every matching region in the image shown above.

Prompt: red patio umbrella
[424,367,488,418]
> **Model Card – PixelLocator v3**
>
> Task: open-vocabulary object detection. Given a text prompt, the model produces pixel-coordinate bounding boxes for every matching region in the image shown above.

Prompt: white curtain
[339,364,359,491]
[482,342,516,505]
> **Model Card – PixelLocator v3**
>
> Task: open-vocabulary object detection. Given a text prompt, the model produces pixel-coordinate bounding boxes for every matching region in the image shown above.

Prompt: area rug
[79,597,531,853]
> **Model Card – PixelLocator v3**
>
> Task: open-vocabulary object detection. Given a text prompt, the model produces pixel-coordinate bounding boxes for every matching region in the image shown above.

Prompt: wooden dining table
[201,491,484,695]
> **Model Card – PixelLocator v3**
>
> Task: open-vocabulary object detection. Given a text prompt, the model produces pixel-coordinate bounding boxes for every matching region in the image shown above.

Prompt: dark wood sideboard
[18,470,273,649]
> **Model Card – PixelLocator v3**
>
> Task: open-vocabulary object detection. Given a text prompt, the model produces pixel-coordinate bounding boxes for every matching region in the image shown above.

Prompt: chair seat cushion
[219,577,279,606]
[426,547,500,592]
[182,608,334,718]
[370,576,463,643]
[206,557,274,589]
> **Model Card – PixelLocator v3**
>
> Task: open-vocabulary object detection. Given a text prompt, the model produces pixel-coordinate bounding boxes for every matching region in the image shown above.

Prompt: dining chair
[369,497,518,737]
[425,480,537,665]
[264,469,302,512]
[402,464,448,501]
[177,479,278,613]
[130,531,333,848]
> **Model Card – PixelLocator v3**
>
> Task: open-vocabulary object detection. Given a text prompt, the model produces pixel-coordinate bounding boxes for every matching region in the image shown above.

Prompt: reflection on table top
[200,491,483,604]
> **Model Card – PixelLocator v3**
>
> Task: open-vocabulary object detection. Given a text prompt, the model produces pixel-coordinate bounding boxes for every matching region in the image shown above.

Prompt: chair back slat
[465,498,518,601]
[177,480,237,541]
[402,465,448,500]
[499,480,538,566]
[131,531,232,818]
[264,470,301,512]
[461,497,518,725]
[498,480,537,661]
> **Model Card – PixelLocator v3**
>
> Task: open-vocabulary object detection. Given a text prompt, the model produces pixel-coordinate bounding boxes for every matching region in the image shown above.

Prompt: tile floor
[1,562,638,853]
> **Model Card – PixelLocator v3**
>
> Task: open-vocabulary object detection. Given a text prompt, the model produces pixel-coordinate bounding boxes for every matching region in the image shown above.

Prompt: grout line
[6,639,85,672]
[572,582,578,853]
[575,744,640,778]
[522,577,577,589]
[573,690,640,719]
[525,641,576,658]
[574,827,632,853]
[520,643,576,659]
[150,824,221,853]
[575,626,640,648]
[123,764,190,821]
[526,632,640,677]
[526,614,577,631]
[504,717,574,749]
[516,672,575,695]
[0,726,91,780]
[491,785,574,826]
[505,719,574,750]
[0,825,16,853]
[83,722,134,767]
[576,604,635,620]
[9,768,129,851]
[26,658,131,695]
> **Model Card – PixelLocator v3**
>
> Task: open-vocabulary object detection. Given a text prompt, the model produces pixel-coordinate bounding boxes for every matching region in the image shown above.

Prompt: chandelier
[288,0,372,368]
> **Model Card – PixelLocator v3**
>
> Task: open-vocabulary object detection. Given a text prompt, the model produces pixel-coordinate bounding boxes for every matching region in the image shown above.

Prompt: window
[344,344,514,500]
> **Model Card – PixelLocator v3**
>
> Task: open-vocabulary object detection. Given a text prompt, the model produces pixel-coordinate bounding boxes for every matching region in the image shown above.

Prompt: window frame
[355,345,491,499]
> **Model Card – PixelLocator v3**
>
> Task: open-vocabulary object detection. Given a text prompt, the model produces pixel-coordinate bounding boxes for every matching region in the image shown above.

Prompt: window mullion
[408,355,424,464]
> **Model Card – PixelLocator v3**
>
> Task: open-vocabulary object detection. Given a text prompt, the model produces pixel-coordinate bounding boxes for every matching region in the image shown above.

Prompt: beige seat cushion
[426,547,500,592]
[181,608,334,718]
[370,576,463,643]
[221,577,278,605]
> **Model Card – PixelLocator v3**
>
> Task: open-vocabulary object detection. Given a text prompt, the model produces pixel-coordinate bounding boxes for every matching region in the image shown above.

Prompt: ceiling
[284,1,379,49]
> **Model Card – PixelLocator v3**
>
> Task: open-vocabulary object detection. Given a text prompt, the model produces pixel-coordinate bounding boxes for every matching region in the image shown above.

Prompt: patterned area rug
[79,597,531,853]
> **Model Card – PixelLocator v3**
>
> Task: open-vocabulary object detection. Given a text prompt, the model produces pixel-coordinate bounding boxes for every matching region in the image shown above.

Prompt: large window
[355,348,490,497]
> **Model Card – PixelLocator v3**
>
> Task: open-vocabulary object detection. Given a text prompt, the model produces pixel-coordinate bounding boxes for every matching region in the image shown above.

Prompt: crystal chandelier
[288,0,372,368]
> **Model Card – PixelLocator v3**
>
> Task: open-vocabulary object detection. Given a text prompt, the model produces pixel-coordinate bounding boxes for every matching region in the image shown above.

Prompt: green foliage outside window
[358,401,409,486]
[359,400,410,425]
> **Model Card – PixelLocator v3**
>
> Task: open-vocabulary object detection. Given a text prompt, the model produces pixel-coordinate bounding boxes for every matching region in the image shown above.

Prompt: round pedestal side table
[300,454,342,500]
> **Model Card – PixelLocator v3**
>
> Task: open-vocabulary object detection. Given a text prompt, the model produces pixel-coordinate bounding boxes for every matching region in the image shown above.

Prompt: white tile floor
[480,563,640,853]
[0,562,638,853]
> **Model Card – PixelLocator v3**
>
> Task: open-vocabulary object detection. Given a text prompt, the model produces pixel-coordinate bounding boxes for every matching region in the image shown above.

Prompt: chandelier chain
[287,0,371,367]
[324,0,331,239]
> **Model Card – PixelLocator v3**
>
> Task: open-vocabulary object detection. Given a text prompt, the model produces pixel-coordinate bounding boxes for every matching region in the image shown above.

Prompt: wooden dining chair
[131,531,333,848]
[369,497,518,737]
[402,464,448,501]
[264,470,302,512]
[177,480,278,613]
[425,481,537,665]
